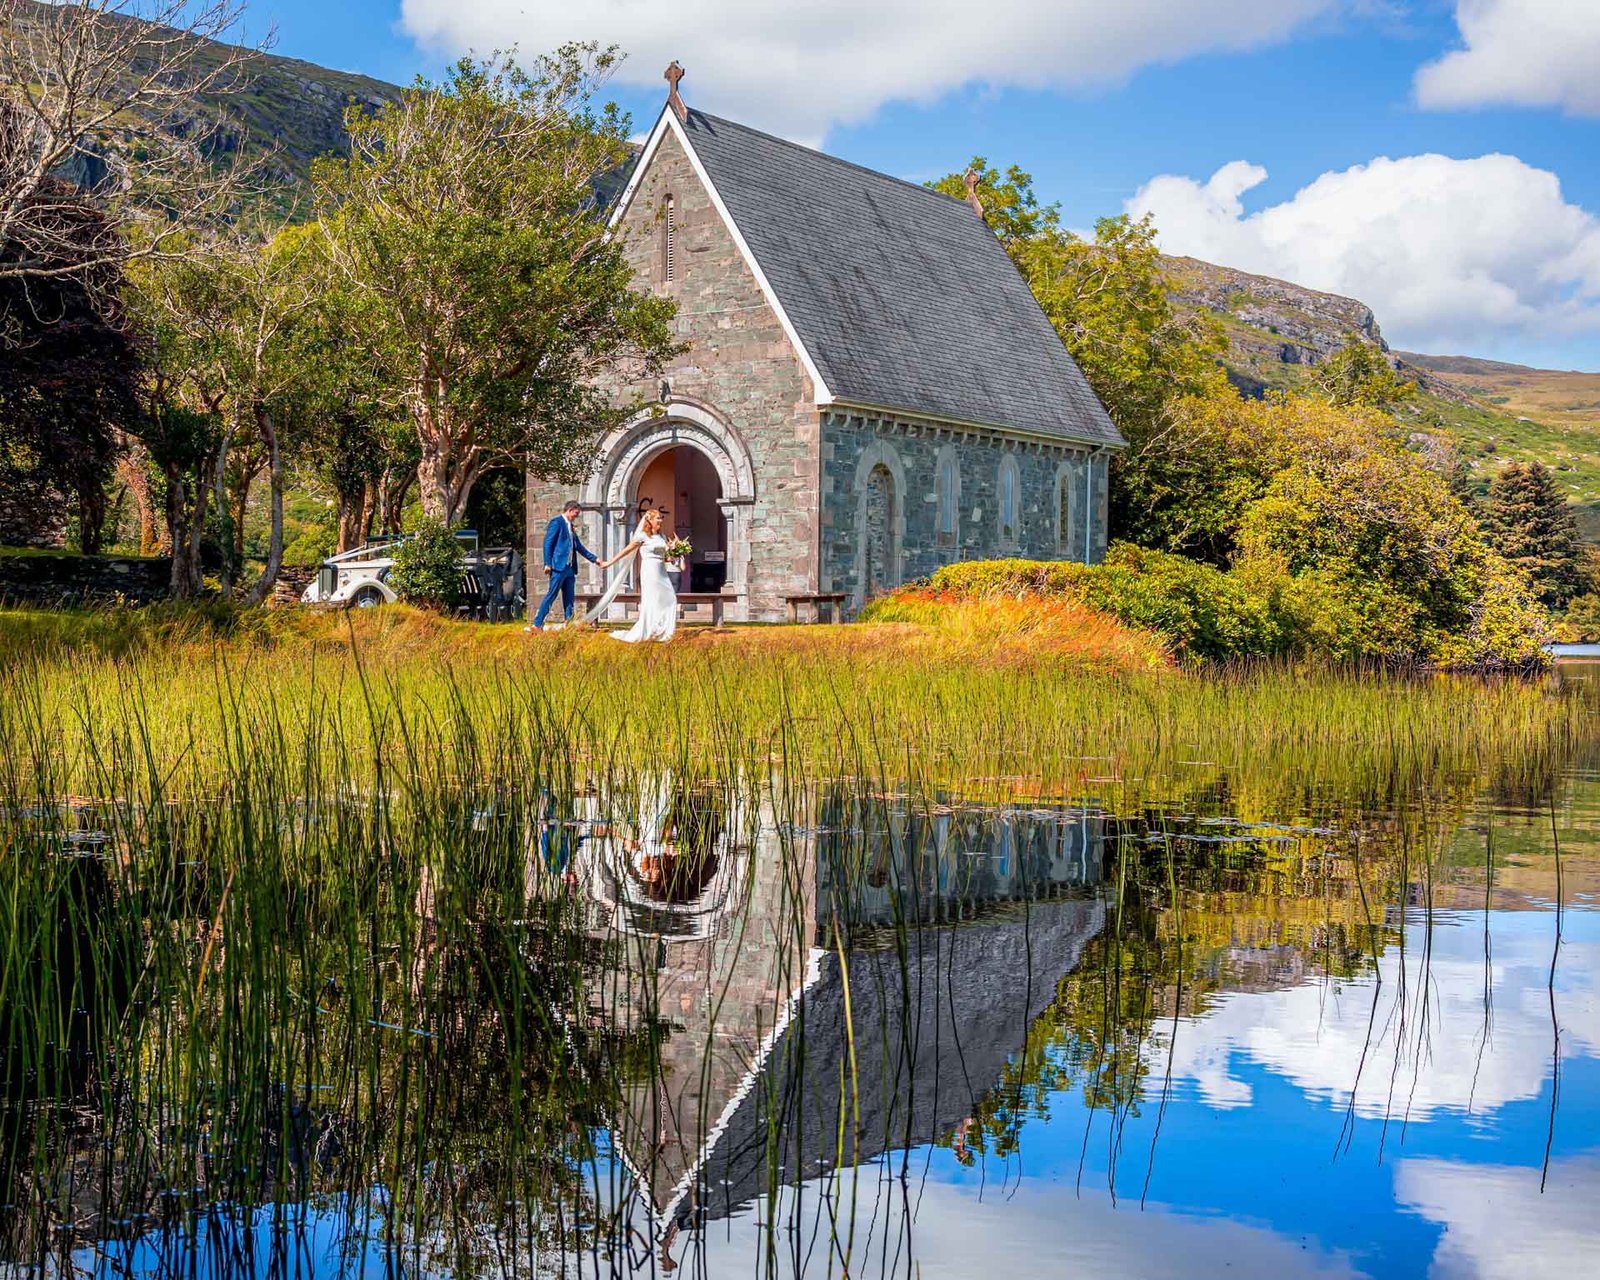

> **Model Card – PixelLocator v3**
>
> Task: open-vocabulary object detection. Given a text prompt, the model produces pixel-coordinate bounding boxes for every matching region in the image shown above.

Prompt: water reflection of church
[574,783,1107,1250]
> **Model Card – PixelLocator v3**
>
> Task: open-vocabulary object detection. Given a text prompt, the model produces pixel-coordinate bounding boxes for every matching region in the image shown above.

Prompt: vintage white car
[300,536,407,608]
[301,531,525,620]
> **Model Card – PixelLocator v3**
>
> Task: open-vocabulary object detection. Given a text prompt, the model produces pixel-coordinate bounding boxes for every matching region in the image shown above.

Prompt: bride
[596,507,679,643]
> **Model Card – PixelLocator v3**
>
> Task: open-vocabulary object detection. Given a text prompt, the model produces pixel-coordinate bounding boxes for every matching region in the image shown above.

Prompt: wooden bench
[784,592,850,624]
[574,590,733,627]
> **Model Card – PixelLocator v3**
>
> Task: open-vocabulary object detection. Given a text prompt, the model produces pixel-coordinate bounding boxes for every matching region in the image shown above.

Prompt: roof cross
[964,169,985,220]
[665,61,687,122]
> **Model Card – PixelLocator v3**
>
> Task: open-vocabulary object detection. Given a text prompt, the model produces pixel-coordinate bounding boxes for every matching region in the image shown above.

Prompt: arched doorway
[631,444,729,591]
[582,401,756,619]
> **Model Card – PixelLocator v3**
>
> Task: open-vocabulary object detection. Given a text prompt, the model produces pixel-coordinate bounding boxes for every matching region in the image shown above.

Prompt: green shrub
[931,557,1094,598]
[388,519,463,610]
[1563,594,1600,642]
[1080,544,1290,660]
[921,541,1551,668]
[932,546,1289,661]
[283,524,337,568]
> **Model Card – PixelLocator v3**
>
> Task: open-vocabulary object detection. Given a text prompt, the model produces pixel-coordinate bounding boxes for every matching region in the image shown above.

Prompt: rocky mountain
[1160,255,1466,402]
[198,47,401,184]
[1164,255,1384,367]
[1159,258,1599,529]
[5,2,402,200]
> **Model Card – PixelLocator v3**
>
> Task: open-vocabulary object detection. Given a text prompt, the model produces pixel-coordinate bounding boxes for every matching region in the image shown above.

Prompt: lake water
[4,662,1598,1279]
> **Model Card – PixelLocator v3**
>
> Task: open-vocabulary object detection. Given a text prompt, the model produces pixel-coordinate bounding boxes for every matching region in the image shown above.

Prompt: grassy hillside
[1164,255,1600,537]
[1398,354,1600,429]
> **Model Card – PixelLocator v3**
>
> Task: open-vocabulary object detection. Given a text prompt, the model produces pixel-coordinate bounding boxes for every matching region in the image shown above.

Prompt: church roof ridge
[686,108,976,210]
[664,105,1125,448]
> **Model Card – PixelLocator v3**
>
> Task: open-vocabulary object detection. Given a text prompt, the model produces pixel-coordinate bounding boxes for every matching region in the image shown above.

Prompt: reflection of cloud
[687,1172,1364,1279]
[1157,916,1600,1120]
[1396,1154,1600,1279]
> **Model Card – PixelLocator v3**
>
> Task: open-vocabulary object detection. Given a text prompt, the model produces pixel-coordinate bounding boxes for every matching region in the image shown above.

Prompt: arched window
[998,456,1021,547]
[936,449,960,548]
[863,463,898,598]
[1057,466,1076,557]
[662,195,676,283]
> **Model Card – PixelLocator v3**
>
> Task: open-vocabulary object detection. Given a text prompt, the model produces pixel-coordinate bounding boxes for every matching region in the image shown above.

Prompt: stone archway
[582,399,756,617]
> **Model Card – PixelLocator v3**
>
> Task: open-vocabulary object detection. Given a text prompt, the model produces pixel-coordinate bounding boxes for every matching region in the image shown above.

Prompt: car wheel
[350,585,386,609]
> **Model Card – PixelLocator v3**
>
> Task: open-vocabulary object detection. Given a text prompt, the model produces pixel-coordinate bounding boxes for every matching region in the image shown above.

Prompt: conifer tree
[1483,462,1588,610]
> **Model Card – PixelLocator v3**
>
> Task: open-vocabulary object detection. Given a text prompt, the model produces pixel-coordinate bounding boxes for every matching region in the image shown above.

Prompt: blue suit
[533,513,598,626]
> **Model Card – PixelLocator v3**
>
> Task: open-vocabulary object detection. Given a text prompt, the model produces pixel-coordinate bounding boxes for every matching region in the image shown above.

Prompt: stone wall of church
[527,126,822,621]
[819,411,1111,611]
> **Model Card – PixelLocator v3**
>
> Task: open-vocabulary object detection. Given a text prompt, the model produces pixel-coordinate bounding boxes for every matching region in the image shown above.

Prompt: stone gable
[527,127,823,617]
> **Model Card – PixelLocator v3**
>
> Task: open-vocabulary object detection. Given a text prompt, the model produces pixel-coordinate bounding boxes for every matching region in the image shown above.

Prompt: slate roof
[625,896,1106,1224]
[676,109,1124,448]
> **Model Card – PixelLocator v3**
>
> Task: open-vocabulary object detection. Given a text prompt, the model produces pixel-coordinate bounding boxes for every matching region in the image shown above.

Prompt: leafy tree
[463,468,527,549]
[307,409,419,552]
[1313,338,1414,411]
[931,162,1227,552]
[280,267,419,552]
[130,219,327,601]
[388,518,463,610]
[312,48,682,524]
[1235,403,1549,664]
[1482,462,1589,610]
[0,179,140,552]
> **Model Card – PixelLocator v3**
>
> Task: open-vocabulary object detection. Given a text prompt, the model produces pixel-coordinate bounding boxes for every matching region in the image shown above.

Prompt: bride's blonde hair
[641,508,664,534]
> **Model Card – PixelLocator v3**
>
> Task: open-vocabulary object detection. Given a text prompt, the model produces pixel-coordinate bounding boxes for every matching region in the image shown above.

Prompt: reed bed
[0,604,1593,1273]
[0,604,1586,812]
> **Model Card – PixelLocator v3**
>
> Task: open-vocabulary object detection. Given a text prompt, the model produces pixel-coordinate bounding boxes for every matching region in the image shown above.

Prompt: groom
[531,500,600,630]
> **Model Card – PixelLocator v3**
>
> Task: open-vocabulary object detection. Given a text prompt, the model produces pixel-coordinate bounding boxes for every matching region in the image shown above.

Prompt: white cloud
[1153,914,1600,1122]
[1128,152,1600,358]
[1416,0,1600,117]
[683,1174,1366,1279]
[398,0,1342,142]
[1397,1155,1600,1279]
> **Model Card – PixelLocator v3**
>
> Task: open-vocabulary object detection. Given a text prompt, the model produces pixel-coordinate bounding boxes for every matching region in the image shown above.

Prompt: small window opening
[1000,458,1019,545]
[938,454,959,546]
[663,196,676,283]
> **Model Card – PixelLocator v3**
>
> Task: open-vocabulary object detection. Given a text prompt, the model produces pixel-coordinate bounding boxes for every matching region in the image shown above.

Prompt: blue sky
[246,1,1600,369]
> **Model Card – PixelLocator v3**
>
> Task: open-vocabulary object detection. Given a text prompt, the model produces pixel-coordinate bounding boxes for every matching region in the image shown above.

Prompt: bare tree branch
[0,0,269,293]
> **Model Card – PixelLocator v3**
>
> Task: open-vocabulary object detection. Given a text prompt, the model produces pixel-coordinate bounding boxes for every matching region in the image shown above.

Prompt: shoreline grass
[0,603,1589,813]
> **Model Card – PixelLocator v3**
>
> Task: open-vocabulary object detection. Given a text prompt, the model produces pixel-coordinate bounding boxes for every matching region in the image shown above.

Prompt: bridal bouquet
[664,536,692,560]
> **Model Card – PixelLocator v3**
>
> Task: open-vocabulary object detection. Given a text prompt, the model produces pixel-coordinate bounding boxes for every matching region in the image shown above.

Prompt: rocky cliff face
[1161,254,1470,401]
[1164,254,1387,363]
[1,4,403,197]
[1162,254,1381,392]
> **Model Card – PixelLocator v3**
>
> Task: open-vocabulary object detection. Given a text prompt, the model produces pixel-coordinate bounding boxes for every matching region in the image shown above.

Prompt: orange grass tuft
[849,586,1170,672]
[0,592,1170,675]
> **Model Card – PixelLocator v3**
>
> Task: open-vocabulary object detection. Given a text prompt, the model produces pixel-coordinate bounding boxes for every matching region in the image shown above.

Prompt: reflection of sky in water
[63,911,1600,1280]
[76,1197,415,1280]
[687,908,1600,1279]
[1164,909,1599,1121]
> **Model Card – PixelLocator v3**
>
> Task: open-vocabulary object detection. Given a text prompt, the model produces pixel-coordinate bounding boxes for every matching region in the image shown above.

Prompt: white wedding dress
[609,532,678,643]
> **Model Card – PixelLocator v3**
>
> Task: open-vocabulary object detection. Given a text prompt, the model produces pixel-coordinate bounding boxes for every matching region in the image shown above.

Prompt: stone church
[526,66,1124,622]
